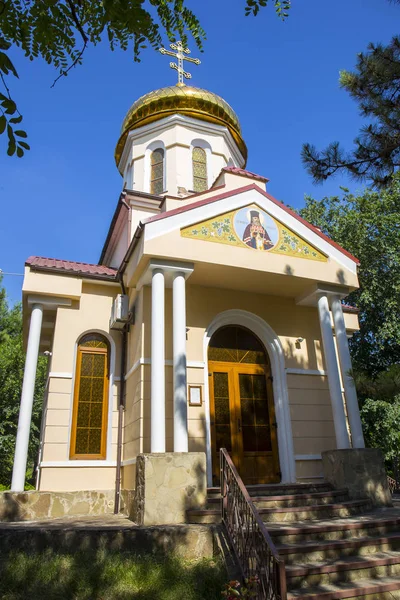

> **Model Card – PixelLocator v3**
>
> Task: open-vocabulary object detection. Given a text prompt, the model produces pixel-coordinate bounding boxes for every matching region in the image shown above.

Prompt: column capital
[27,295,72,308]
[296,283,350,307]
[137,259,194,290]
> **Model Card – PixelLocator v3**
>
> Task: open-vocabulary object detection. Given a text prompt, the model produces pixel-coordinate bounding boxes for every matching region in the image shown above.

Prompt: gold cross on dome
[159,41,201,86]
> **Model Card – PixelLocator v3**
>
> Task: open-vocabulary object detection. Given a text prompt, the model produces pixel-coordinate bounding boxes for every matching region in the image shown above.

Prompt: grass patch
[0,547,227,600]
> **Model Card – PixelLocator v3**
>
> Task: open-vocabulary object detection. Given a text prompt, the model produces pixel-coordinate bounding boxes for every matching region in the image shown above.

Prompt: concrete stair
[187,483,400,598]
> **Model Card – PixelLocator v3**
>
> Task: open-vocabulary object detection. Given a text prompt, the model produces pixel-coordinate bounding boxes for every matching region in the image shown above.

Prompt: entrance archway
[208,325,280,484]
[203,309,295,486]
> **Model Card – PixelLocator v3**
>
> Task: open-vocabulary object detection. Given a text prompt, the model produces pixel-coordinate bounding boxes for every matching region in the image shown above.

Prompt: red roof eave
[143,183,359,265]
[25,256,118,280]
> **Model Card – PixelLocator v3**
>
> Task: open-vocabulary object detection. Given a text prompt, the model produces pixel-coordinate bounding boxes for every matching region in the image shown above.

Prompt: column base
[134,452,207,525]
[322,448,392,507]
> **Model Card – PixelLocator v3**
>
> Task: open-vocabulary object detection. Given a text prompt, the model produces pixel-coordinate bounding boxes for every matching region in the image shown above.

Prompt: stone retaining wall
[0,523,217,560]
[135,452,207,525]
[322,448,392,507]
[0,490,115,522]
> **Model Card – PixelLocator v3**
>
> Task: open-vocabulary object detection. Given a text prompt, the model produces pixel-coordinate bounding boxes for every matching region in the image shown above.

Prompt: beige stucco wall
[40,467,117,492]
[33,267,357,490]
[38,282,121,492]
[135,284,350,481]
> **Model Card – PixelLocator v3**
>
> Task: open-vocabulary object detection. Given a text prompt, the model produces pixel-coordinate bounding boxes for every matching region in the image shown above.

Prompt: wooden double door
[209,360,281,485]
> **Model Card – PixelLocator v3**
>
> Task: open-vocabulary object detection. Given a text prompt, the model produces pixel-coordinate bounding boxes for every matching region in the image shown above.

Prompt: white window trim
[144,140,166,194]
[67,329,116,463]
[190,138,212,192]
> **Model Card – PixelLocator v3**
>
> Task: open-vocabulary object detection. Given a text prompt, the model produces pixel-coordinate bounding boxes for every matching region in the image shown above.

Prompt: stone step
[207,482,332,499]
[188,499,372,525]
[286,550,400,590]
[286,575,400,599]
[208,489,349,509]
[277,532,400,565]
[260,500,372,523]
[268,513,400,545]
[187,509,220,524]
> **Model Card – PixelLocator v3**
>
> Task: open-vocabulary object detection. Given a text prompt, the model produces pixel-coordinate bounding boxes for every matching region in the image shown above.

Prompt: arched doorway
[208,325,281,485]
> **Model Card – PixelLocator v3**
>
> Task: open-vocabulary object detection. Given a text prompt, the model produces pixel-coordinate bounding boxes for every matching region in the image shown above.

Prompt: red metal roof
[342,304,359,313]
[222,166,269,183]
[26,256,118,279]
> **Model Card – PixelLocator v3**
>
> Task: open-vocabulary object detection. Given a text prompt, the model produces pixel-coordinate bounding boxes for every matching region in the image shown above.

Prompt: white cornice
[144,188,358,274]
[118,114,245,174]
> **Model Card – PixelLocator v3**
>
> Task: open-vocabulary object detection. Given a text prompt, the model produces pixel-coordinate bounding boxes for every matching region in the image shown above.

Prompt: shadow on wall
[336,269,347,285]
[133,452,207,526]
[0,526,226,600]
[0,493,25,522]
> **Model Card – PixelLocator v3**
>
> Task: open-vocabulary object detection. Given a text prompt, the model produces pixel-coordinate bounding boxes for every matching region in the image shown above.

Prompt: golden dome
[115,85,247,171]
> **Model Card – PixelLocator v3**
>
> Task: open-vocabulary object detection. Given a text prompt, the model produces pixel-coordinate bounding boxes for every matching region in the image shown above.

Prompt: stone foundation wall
[120,489,135,519]
[322,448,392,507]
[0,490,115,522]
[135,452,207,525]
[0,523,218,560]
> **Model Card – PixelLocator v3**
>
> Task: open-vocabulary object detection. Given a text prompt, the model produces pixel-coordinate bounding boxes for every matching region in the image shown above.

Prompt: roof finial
[159,41,201,87]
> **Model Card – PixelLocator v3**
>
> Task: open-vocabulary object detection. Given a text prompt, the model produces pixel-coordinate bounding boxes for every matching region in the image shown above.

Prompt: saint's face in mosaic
[234,208,278,251]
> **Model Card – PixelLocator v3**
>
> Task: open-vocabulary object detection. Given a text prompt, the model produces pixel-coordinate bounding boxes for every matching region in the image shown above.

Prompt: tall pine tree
[302,36,400,188]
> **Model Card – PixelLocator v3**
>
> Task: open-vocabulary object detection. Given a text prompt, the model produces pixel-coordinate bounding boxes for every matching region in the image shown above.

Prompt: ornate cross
[159,41,201,86]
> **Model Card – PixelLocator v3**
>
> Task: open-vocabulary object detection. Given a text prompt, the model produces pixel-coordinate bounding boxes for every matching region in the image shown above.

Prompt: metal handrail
[388,475,400,494]
[220,448,287,600]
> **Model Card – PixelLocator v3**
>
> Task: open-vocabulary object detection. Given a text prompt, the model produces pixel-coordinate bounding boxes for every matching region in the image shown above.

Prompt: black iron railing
[388,475,400,494]
[220,448,287,600]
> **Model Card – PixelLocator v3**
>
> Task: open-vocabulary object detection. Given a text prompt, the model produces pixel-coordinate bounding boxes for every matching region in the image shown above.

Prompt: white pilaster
[317,294,350,449]
[173,272,188,452]
[151,269,166,452]
[11,303,44,492]
[331,295,365,448]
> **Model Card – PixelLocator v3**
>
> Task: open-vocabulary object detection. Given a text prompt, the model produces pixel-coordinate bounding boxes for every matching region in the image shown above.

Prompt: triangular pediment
[181,203,327,262]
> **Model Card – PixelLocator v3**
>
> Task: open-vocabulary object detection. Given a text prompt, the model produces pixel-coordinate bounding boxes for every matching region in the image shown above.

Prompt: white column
[11,303,43,492]
[317,294,350,449]
[173,272,188,452]
[151,269,165,452]
[331,296,365,448]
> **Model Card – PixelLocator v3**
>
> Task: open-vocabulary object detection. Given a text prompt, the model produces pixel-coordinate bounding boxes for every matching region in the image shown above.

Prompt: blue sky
[0,0,397,303]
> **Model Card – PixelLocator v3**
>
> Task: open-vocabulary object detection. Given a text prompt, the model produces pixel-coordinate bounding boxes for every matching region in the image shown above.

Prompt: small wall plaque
[188,385,202,406]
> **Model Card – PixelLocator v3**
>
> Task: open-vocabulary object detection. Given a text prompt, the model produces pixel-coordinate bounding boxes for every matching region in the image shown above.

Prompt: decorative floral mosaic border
[181,204,327,262]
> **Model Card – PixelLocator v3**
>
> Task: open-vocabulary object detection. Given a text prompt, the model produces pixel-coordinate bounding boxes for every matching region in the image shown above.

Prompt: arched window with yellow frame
[70,333,109,459]
[192,146,208,192]
[150,148,165,194]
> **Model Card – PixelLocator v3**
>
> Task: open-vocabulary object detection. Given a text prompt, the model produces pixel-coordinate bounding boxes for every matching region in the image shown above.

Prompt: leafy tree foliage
[0,0,294,158]
[302,36,400,188]
[360,397,400,470]
[244,0,291,18]
[0,0,206,157]
[356,366,400,472]
[0,279,47,488]
[299,173,400,375]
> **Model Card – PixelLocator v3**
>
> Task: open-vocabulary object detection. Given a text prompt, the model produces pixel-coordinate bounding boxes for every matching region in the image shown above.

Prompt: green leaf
[7,125,16,156]
[0,52,18,77]
[16,146,24,158]
[9,115,22,124]
[14,130,27,138]
[18,141,30,150]
[0,116,6,134]
[2,100,17,115]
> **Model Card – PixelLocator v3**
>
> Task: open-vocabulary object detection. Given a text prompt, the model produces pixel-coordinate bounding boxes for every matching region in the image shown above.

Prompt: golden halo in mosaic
[115,85,247,171]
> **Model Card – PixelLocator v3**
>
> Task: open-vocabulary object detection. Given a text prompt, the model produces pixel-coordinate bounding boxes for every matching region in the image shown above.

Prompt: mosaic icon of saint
[243,210,274,250]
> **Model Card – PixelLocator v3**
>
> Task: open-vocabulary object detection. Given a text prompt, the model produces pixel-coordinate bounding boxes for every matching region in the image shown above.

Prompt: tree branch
[65,0,88,43]
[50,40,87,88]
